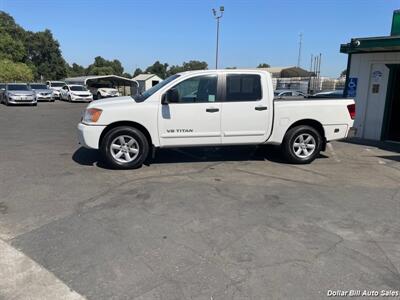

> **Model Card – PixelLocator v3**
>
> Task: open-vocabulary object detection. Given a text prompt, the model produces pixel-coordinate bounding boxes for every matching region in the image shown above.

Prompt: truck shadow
[72,145,328,169]
[342,138,400,153]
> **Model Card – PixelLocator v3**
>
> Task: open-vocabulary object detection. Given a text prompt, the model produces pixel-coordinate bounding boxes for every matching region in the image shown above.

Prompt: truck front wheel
[100,126,149,169]
[282,125,322,164]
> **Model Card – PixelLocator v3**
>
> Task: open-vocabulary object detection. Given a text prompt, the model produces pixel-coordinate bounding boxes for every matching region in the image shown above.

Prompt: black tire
[68,95,72,102]
[100,126,149,169]
[32,103,37,106]
[97,93,101,100]
[282,125,322,164]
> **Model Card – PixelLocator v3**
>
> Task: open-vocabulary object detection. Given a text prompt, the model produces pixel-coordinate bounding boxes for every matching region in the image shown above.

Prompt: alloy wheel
[292,133,316,158]
[110,135,139,163]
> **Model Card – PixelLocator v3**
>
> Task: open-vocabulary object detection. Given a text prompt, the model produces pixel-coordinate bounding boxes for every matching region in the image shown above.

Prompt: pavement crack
[235,168,329,186]
[75,162,223,213]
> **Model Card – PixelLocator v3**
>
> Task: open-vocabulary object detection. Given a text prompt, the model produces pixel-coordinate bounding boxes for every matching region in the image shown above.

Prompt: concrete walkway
[0,239,85,300]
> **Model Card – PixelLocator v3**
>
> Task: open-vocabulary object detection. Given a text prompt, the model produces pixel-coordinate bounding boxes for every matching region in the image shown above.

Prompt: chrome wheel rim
[110,135,139,163]
[293,133,316,158]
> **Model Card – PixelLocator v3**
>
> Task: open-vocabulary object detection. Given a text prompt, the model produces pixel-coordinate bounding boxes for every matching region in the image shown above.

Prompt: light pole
[212,6,224,69]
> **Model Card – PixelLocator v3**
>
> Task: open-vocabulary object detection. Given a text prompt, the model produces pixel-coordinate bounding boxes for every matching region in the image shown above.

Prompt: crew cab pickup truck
[77,70,355,169]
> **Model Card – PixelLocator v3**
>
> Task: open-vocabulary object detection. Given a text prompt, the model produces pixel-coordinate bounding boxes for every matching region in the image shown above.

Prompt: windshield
[8,84,30,91]
[70,86,88,91]
[51,82,65,87]
[30,84,47,89]
[133,74,180,102]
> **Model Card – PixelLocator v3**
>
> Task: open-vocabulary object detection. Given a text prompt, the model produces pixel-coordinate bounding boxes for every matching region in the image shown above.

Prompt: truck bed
[267,97,355,144]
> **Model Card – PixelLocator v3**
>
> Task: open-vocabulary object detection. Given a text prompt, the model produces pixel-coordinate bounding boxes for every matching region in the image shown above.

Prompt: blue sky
[0,0,398,77]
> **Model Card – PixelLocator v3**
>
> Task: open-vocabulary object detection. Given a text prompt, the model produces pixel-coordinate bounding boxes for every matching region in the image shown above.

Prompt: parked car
[77,70,356,169]
[60,85,93,102]
[274,90,306,99]
[89,83,120,100]
[29,83,54,102]
[46,81,66,99]
[0,83,5,103]
[2,83,37,106]
[309,90,344,98]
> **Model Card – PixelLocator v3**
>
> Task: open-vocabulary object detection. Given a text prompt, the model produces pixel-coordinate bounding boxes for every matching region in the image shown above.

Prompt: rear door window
[225,74,262,101]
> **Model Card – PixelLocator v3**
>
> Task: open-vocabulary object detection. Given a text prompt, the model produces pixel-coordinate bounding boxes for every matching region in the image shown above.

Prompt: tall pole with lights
[212,6,224,69]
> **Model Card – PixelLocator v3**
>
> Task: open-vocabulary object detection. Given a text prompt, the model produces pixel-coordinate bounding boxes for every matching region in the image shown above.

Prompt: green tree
[167,60,208,76]
[145,61,169,79]
[87,66,115,75]
[0,32,26,62]
[86,56,124,76]
[0,59,33,82]
[340,69,347,77]
[257,63,270,68]
[0,11,26,42]
[122,72,132,78]
[133,68,143,77]
[67,63,86,77]
[25,30,67,80]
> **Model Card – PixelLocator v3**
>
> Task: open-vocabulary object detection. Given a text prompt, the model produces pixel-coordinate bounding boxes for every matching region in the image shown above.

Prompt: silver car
[2,83,37,106]
[274,90,306,99]
[0,83,5,103]
[29,83,55,102]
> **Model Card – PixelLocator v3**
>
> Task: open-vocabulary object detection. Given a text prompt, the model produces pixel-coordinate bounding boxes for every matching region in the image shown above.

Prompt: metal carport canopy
[64,75,135,86]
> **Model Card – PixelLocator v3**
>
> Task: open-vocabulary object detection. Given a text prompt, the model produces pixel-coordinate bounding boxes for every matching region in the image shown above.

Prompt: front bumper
[8,97,36,104]
[71,95,93,102]
[52,90,61,98]
[77,122,106,149]
[36,95,54,101]
[101,94,119,98]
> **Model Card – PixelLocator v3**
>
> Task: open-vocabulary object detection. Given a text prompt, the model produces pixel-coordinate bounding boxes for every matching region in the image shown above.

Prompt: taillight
[347,103,356,120]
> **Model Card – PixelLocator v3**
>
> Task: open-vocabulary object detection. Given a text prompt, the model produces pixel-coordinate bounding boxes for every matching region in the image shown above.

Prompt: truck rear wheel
[282,125,322,164]
[100,126,149,169]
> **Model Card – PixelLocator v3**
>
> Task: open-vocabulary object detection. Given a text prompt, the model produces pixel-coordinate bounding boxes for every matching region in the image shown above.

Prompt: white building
[132,74,163,94]
[340,10,400,142]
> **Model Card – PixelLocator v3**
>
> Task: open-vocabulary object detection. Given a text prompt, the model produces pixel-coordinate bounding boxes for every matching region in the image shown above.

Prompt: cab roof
[176,69,271,76]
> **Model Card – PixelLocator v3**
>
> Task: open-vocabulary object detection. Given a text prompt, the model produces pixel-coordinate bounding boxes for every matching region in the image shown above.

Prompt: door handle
[255,106,268,111]
[206,108,219,113]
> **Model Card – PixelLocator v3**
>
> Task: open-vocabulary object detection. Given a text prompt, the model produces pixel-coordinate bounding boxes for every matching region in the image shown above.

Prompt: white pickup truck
[77,70,355,169]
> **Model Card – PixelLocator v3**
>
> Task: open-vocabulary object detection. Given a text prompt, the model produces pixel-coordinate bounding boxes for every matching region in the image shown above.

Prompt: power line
[297,33,303,68]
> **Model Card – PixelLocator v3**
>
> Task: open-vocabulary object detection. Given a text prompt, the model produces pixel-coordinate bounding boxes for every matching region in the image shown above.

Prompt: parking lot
[0,101,399,299]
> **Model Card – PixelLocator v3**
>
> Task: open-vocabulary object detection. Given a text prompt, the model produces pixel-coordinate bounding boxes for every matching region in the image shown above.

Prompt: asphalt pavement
[0,101,399,299]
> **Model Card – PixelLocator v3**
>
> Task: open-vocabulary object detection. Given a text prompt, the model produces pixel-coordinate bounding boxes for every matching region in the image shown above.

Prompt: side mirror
[161,93,168,105]
[163,88,179,104]
[168,88,179,103]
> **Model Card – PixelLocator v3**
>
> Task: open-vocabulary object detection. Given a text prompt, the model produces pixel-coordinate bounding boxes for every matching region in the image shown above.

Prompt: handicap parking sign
[347,78,358,97]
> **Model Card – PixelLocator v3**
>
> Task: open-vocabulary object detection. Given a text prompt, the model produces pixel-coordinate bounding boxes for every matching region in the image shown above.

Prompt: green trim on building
[340,36,400,54]
[391,10,400,36]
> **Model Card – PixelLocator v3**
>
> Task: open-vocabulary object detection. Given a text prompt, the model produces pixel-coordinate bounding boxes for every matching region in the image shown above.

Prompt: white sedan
[60,85,93,102]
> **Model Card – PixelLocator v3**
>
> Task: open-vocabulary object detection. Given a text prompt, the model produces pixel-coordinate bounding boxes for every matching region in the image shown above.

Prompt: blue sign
[347,77,358,97]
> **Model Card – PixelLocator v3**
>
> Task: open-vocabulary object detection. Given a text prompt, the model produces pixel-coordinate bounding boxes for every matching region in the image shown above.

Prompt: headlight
[83,108,102,123]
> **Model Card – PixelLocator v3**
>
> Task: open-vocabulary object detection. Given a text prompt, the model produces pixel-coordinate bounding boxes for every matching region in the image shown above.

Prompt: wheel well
[287,119,326,150]
[99,121,153,148]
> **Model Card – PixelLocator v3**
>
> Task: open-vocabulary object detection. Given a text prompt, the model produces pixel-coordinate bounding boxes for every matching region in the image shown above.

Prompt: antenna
[297,33,303,67]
